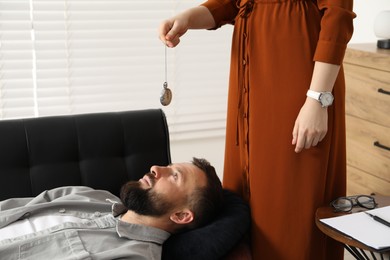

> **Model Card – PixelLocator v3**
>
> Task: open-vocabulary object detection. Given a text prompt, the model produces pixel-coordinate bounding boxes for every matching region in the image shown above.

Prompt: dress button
[59,208,66,213]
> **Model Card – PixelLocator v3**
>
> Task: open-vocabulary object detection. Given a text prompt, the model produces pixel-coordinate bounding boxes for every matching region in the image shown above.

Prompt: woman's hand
[158,7,215,48]
[292,98,328,153]
[158,14,190,48]
[291,61,340,153]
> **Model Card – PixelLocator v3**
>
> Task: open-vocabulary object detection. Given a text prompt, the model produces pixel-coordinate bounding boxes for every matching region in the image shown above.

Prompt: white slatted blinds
[0,0,232,140]
[0,0,34,118]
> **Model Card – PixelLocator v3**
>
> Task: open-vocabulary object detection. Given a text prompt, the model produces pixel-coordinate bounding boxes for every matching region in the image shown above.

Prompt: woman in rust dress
[159,0,355,259]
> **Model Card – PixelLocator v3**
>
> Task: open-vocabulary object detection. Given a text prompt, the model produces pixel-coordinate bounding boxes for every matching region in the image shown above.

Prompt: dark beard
[120,179,174,217]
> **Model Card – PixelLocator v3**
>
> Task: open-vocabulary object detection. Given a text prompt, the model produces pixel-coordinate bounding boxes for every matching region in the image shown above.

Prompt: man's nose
[150,165,168,179]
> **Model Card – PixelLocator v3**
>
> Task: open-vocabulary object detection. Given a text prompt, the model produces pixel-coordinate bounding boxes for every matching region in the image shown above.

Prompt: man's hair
[185,157,224,230]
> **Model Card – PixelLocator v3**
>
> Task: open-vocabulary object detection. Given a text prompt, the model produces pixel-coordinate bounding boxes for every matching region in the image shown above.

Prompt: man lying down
[0,158,224,260]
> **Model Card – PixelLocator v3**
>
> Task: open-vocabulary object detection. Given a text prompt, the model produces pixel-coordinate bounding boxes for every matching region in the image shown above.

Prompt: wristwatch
[306,89,334,108]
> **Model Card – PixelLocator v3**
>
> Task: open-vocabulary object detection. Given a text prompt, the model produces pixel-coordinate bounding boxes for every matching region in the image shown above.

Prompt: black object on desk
[365,212,390,228]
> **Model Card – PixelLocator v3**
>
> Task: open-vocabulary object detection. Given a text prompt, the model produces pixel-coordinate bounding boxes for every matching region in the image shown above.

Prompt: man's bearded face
[120,173,175,217]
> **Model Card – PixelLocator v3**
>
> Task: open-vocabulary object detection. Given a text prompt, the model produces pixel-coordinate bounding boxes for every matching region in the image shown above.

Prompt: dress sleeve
[201,0,239,29]
[313,0,356,65]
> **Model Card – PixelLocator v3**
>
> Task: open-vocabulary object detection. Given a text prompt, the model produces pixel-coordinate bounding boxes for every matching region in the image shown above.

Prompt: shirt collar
[109,200,170,244]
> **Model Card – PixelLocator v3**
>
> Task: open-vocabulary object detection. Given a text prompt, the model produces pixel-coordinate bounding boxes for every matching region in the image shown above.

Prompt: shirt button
[20,212,31,219]
[243,59,246,66]
[59,208,66,213]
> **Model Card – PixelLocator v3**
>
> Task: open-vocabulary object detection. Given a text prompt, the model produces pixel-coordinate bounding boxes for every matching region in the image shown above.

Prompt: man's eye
[173,172,179,180]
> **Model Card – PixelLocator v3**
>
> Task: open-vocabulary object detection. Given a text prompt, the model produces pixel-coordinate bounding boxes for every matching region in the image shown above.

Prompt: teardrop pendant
[160,82,172,106]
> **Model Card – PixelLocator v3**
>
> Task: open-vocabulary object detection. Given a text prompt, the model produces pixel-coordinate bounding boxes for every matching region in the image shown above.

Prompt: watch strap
[306,89,321,101]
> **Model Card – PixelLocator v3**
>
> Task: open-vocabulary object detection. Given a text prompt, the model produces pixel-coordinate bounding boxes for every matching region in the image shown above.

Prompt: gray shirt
[0,186,170,260]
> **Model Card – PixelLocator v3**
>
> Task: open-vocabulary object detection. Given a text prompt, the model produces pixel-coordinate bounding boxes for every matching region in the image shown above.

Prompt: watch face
[320,93,334,107]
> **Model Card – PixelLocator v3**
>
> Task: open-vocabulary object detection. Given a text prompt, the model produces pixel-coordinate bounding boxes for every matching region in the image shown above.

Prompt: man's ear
[170,209,194,225]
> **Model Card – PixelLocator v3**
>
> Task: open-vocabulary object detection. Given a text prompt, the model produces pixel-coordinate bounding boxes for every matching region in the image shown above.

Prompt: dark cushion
[162,189,251,260]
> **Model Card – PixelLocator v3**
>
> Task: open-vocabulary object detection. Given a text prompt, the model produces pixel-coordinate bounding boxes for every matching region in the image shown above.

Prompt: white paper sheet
[320,206,390,250]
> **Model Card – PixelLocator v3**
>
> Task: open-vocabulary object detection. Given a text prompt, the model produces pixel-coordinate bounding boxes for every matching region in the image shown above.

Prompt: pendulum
[160,46,172,106]
[160,82,172,106]
[160,45,172,106]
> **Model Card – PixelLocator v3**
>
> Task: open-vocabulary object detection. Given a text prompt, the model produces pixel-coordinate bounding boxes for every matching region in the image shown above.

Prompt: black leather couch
[0,109,250,260]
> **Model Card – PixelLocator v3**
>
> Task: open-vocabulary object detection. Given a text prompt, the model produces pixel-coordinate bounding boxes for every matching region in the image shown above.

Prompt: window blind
[0,0,233,141]
[0,0,35,118]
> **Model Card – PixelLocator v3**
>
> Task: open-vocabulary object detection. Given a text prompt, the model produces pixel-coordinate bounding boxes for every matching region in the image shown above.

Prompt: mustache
[143,172,156,187]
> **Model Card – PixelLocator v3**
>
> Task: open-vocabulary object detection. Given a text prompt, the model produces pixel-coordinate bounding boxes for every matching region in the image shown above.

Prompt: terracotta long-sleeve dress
[201,0,355,259]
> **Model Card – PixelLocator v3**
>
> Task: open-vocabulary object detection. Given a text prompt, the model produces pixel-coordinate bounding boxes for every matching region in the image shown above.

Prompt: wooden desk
[316,194,390,259]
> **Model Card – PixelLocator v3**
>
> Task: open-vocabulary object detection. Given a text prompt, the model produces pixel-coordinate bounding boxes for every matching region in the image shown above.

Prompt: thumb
[166,20,186,40]
[159,20,174,42]
[292,122,298,145]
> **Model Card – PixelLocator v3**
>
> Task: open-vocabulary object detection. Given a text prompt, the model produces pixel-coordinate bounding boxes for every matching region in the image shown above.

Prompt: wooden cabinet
[343,43,390,196]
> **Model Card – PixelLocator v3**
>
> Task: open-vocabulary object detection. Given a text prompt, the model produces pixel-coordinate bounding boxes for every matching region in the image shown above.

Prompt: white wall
[170,0,390,181]
[171,137,226,180]
[350,0,390,44]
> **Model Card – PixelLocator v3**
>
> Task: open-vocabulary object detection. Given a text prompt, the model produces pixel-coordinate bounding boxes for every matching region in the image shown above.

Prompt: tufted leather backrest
[0,109,171,200]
